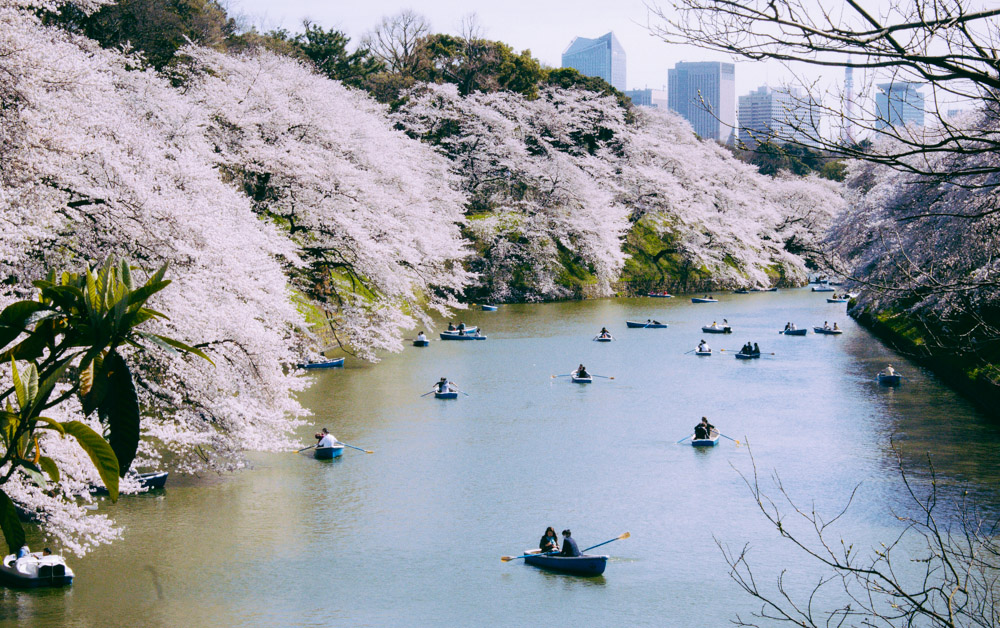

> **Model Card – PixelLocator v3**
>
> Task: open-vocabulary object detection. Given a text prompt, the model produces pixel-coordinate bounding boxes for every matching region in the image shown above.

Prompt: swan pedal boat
[780,328,807,335]
[814,327,843,335]
[434,391,459,399]
[701,325,731,334]
[878,372,902,386]
[625,321,668,328]
[571,371,593,383]
[522,549,608,576]
[691,297,718,303]
[314,445,345,459]
[297,357,345,369]
[692,432,721,447]
[0,553,74,588]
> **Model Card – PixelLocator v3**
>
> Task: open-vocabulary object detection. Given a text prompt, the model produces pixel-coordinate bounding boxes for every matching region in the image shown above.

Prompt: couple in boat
[539,527,580,557]
[739,342,760,356]
[693,417,716,440]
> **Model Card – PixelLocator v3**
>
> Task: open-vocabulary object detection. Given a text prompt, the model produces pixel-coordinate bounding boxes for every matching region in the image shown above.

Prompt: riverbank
[850,305,1000,416]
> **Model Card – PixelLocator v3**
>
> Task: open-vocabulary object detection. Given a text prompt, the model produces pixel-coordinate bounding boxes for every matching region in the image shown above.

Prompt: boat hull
[0,556,74,588]
[413,339,429,347]
[481,305,498,311]
[571,372,593,383]
[625,321,668,328]
[780,328,807,336]
[701,326,731,334]
[692,434,721,447]
[826,298,849,303]
[878,373,902,386]
[434,391,459,399]
[691,298,718,303]
[733,289,749,294]
[811,287,835,292]
[524,553,608,576]
[814,327,843,335]
[314,446,344,459]
[297,357,345,369]
[735,353,761,359]
[594,337,613,342]
[440,332,486,340]
[646,293,674,298]
[695,350,712,356]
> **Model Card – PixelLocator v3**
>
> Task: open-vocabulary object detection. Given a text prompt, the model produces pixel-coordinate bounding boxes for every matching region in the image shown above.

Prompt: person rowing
[784,322,791,331]
[741,342,752,355]
[436,377,455,394]
[884,364,896,377]
[833,322,840,331]
[315,428,338,448]
[457,321,466,331]
[698,339,710,352]
[560,530,580,557]
[416,331,427,342]
[576,364,590,378]
[753,342,760,355]
[599,327,611,338]
[693,417,715,440]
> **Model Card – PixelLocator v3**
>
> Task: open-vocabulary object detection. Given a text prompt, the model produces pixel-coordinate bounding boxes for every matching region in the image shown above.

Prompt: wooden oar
[591,374,615,380]
[719,434,742,447]
[551,374,572,378]
[581,531,630,553]
[676,434,693,443]
[338,442,374,454]
[294,445,316,453]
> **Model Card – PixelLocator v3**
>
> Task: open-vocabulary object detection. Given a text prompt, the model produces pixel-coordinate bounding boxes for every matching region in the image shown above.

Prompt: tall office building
[625,88,668,109]
[738,86,821,147]
[875,82,925,129]
[561,32,626,92]
[667,61,736,143]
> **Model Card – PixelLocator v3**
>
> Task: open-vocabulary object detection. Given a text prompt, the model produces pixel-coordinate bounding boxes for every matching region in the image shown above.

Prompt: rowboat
[314,445,345,459]
[297,357,345,369]
[811,286,835,292]
[413,339,429,347]
[434,391,459,399]
[440,331,486,340]
[571,371,593,383]
[734,352,761,360]
[826,298,849,303]
[691,297,718,303]
[625,321,668,328]
[594,336,613,342]
[780,328,807,335]
[814,327,843,335]
[647,292,674,298]
[692,432,721,447]
[482,305,498,311]
[445,326,478,333]
[877,372,902,386]
[523,551,608,576]
[695,349,712,356]
[92,471,168,495]
[701,325,731,334]
[733,289,749,294]
[0,552,74,588]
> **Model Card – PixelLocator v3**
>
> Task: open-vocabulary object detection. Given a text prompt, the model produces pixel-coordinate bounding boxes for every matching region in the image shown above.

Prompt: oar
[455,388,471,397]
[683,349,695,355]
[676,434,693,443]
[420,390,437,397]
[591,374,615,379]
[551,374,572,378]
[294,445,316,453]
[501,550,557,562]
[580,531,630,553]
[338,442,374,454]
[719,433,742,446]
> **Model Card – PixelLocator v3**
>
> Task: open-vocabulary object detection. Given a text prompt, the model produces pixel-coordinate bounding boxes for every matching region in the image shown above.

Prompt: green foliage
[278,21,384,88]
[0,258,209,552]
[419,34,543,98]
[0,491,25,553]
[621,220,706,290]
[731,142,846,181]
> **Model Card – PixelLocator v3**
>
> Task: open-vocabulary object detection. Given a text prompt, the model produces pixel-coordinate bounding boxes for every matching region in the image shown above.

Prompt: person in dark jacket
[560,529,580,557]
[752,342,760,355]
[540,527,559,553]
[693,417,715,440]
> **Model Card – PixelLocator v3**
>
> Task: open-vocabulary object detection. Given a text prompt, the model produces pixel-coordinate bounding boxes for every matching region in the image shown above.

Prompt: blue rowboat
[571,371,593,383]
[314,445,344,459]
[701,325,731,334]
[692,433,720,447]
[524,553,608,576]
[691,297,718,303]
[877,372,902,386]
[814,327,843,335]
[625,321,668,328]
[695,349,712,356]
[735,352,761,360]
[780,328,807,336]
[827,298,849,303]
[646,292,674,298]
[297,357,345,369]
[481,305,498,311]
[440,332,486,340]
[434,391,459,399]
[413,339,429,347]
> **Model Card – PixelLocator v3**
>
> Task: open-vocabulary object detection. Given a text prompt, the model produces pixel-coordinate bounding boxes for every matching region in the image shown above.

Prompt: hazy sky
[230,0,838,97]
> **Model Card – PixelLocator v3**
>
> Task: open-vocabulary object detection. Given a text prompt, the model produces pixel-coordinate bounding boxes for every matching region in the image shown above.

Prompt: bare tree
[721,443,1000,627]
[647,0,1000,186]
[362,9,430,76]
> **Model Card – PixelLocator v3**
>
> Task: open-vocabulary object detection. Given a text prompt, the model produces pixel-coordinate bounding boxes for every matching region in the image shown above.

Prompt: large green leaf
[15,460,46,490]
[37,456,60,483]
[0,490,25,553]
[96,352,141,477]
[0,301,48,349]
[62,421,119,501]
[150,334,214,365]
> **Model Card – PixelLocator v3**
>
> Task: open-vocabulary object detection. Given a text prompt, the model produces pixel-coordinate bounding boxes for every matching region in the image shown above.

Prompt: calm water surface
[3,290,998,627]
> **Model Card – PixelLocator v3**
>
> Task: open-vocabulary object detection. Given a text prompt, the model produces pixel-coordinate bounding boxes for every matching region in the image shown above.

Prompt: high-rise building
[875,82,925,129]
[561,32,626,92]
[841,66,855,144]
[738,86,821,147]
[625,89,668,109]
[667,61,736,143]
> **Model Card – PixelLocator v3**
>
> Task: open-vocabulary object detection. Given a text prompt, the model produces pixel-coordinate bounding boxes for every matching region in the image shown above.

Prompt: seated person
[540,527,559,553]
[416,331,427,341]
[576,364,589,378]
[560,530,580,557]
[698,340,709,352]
[315,428,337,448]
[694,417,715,440]
[447,322,456,331]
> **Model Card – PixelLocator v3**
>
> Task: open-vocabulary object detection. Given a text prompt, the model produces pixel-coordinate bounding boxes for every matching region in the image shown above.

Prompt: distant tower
[841,65,855,144]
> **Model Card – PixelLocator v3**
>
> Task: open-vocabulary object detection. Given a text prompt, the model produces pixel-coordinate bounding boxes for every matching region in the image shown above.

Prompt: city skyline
[562,31,627,92]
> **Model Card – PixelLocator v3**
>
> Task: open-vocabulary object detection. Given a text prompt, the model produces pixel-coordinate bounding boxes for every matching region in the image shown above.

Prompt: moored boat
[811,285,835,292]
[440,331,486,340]
[625,320,668,328]
[92,470,168,495]
[646,292,674,298]
[733,289,749,294]
[0,552,74,588]
[814,327,843,335]
[877,372,902,386]
[827,298,849,303]
[413,339,429,347]
[691,297,718,303]
[701,325,731,334]
[297,357,345,369]
[481,305,498,311]
[314,445,345,459]
[434,391,459,399]
[571,371,593,383]
[780,328,808,336]
[523,552,608,576]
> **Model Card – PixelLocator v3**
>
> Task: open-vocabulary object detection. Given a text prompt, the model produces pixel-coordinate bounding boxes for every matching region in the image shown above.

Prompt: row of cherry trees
[0,0,843,552]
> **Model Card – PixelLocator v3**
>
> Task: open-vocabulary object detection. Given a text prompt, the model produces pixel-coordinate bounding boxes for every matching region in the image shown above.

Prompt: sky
[229,0,838,98]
